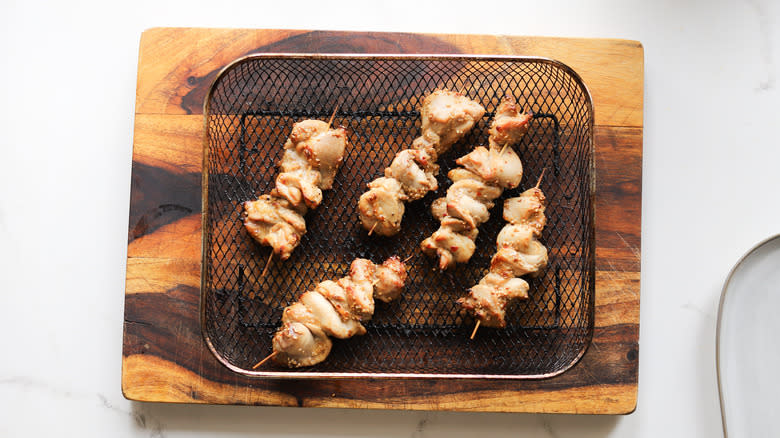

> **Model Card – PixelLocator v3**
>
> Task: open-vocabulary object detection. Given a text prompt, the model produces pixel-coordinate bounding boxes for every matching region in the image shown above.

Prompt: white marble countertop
[2,0,779,436]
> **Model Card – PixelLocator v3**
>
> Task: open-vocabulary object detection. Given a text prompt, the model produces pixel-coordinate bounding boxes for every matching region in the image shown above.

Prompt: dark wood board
[123,28,643,414]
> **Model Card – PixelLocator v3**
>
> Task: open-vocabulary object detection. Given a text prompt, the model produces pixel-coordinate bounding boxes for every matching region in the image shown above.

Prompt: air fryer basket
[202,55,595,378]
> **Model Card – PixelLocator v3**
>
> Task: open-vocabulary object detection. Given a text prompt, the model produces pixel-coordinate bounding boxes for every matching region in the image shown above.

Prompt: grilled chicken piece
[272,322,331,368]
[384,148,439,201]
[457,145,524,189]
[357,177,407,237]
[458,273,530,328]
[488,96,533,148]
[458,187,548,329]
[423,226,477,269]
[271,257,408,368]
[421,94,531,269]
[420,89,487,155]
[243,195,307,260]
[359,90,485,236]
[503,187,547,236]
[373,256,407,303]
[243,119,348,260]
[290,121,349,189]
[490,223,548,278]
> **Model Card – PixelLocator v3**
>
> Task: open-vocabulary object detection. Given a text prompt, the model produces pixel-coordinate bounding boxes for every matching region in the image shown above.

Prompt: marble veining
[410,414,429,438]
[0,377,166,437]
[540,416,561,438]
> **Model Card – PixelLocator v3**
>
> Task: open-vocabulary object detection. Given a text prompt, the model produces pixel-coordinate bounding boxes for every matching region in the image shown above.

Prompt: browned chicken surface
[243,119,348,260]
[359,90,485,236]
[421,95,532,269]
[458,187,548,328]
[270,257,408,368]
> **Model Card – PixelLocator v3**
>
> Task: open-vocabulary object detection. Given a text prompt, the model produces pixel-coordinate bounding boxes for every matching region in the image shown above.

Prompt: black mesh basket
[202,55,595,378]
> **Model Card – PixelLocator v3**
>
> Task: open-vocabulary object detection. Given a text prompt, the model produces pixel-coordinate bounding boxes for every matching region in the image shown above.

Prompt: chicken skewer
[358,89,485,237]
[421,95,532,269]
[254,256,408,368]
[458,174,548,335]
[243,116,349,262]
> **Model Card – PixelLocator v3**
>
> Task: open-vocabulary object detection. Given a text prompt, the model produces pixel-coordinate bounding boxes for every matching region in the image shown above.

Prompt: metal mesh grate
[203,55,595,378]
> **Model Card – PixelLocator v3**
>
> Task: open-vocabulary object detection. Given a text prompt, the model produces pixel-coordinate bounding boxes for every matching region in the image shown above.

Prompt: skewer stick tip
[252,351,278,369]
[499,143,509,156]
[402,254,414,264]
[368,222,378,236]
[261,252,274,277]
[470,320,481,339]
[535,167,547,189]
[327,104,339,129]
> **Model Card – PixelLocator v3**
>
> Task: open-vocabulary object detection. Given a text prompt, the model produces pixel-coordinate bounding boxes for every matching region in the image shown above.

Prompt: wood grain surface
[123,28,643,414]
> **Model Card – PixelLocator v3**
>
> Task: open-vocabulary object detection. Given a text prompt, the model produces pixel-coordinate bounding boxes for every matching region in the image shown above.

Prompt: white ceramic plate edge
[716,233,780,437]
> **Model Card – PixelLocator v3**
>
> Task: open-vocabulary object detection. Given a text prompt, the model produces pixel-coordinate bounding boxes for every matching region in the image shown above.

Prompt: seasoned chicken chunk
[384,149,438,200]
[457,145,523,189]
[289,122,348,189]
[243,195,307,260]
[421,226,478,270]
[299,291,366,339]
[373,256,408,303]
[358,177,406,237]
[272,322,332,368]
[458,273,530,328]
[488,94,533,148]
[503,187,547,236]
[420,89,487,155]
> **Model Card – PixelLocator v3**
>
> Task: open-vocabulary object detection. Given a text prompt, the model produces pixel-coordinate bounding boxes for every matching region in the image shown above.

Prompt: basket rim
[200,53,596,380]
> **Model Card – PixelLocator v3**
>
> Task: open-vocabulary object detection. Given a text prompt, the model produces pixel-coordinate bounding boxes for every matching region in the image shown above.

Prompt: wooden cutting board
[123,28,643,414]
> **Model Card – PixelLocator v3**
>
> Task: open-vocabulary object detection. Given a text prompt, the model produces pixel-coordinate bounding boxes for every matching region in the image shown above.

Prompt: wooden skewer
[470,320,481,340]
[402,254,414,264]
[326,104,339,129]
[499,143,509,156]
[252,351,278,369]
[261,252,274,277]
[535,167,547,189]
[368,222,378,236]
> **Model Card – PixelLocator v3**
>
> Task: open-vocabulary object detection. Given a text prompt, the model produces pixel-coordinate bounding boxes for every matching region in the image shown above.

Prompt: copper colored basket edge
[199,53,597,380]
